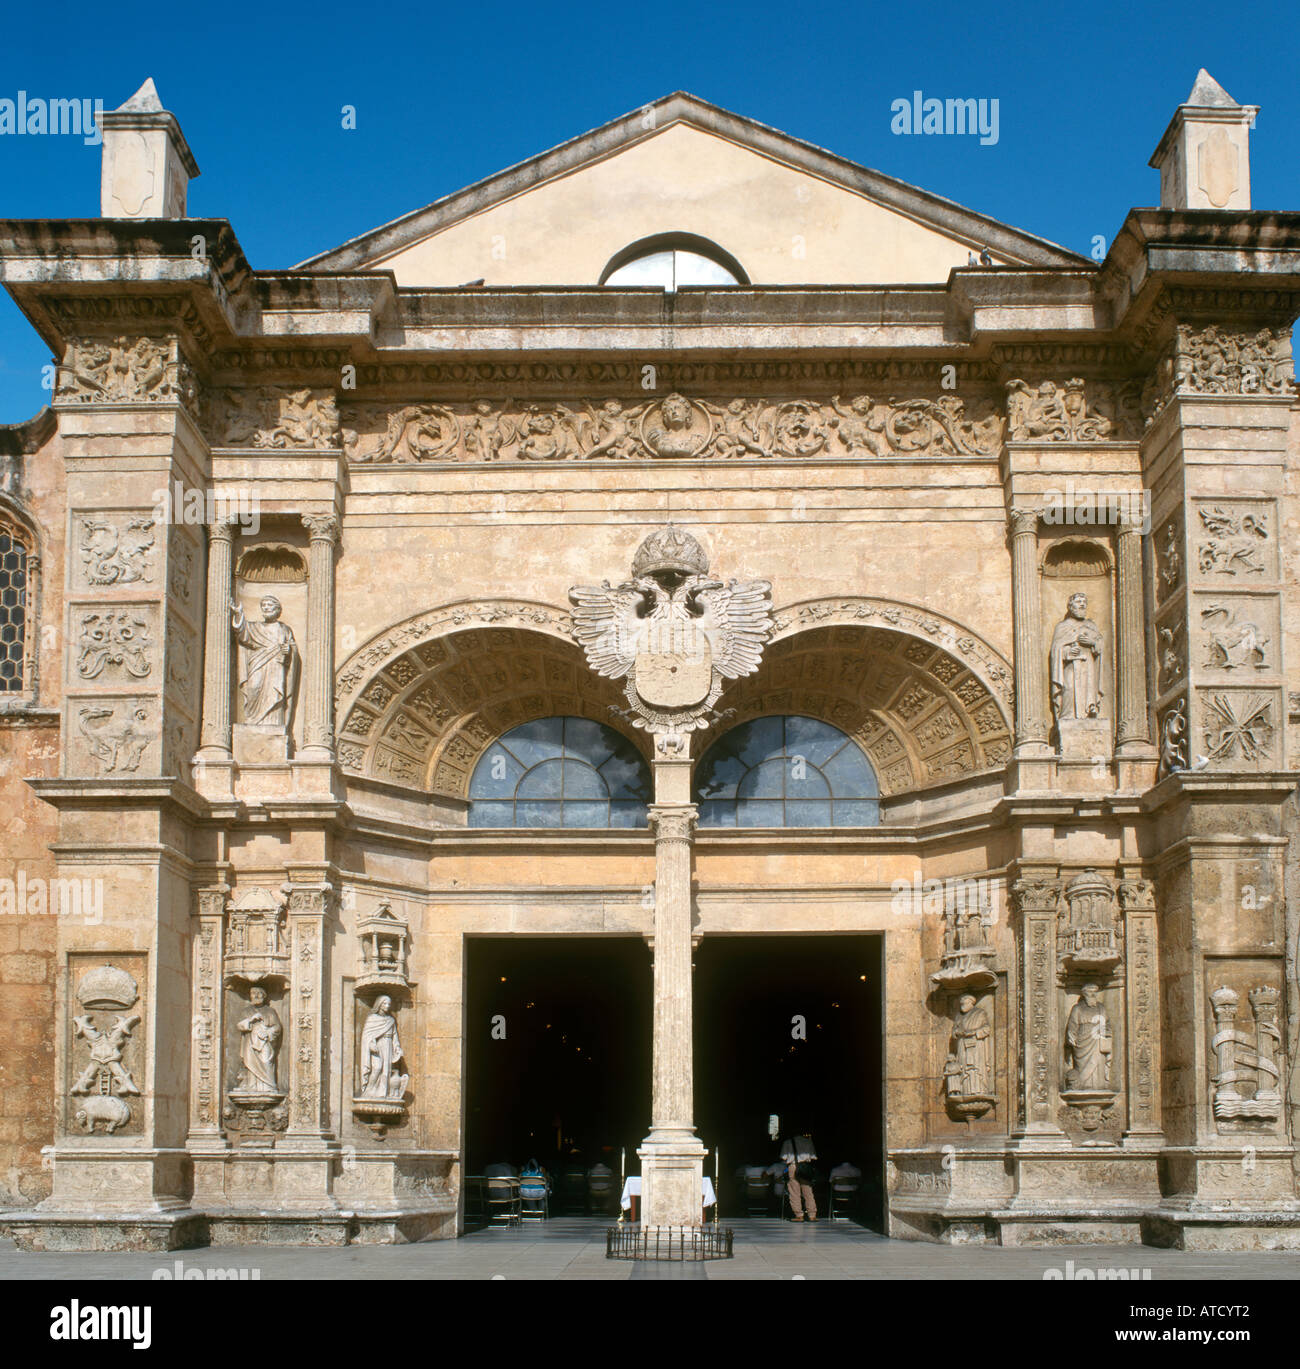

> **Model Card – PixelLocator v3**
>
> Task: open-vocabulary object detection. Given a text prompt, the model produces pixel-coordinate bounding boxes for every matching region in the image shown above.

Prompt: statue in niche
[231,594,300,728]
[1049,592,1105,722]
[948,994,993,1099]
[1064,984,1113,1093]
[358,995,409,1102]
[236,985,283,1095]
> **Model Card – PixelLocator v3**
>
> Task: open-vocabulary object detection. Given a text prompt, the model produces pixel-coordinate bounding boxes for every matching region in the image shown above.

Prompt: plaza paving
[2,1218,1298,1280]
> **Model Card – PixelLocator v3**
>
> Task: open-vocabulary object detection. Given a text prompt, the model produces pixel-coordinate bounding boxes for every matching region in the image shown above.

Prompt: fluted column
[198,518,236,757]
[300,513,339,758]
[1115,509,1152,752]
[648,804,696,1135]
[1009,506,1051,754]
[638,747,707,1230]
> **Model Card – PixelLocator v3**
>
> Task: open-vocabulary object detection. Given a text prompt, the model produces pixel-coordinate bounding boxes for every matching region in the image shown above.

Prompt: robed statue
[232,595,300,728]
[236,985,283,1095]
[948,993,993,1099]
[1049,592,1105,722]
[359,995,409,1102]
[1064,984,1112,1092]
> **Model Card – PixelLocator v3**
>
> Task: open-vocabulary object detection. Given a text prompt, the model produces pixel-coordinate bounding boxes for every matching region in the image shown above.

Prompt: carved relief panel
[65,956,148,1138]
[1204,959,1286,1135]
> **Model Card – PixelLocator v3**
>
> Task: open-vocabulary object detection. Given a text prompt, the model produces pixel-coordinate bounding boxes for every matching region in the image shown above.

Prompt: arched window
[469,716,651,828]
[694,715,880,828]
[600,233,748,289]
[0,518,30,695]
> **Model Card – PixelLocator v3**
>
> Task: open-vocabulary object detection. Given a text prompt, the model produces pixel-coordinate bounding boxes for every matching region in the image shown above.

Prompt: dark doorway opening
[464,937,651,1185]
[694,934,884,1228]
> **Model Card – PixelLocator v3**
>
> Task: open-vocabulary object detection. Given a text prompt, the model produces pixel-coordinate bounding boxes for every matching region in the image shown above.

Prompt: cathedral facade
[1,75,1298,1251]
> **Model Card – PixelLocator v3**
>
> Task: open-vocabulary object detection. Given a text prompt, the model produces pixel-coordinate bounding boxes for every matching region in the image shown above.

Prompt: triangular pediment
[300,93,1084,285]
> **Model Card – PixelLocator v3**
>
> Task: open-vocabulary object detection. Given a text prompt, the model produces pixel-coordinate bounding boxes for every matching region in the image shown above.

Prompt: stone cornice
[2,211,1298,387]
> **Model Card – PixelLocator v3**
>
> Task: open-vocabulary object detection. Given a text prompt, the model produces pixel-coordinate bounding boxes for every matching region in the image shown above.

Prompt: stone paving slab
[3,1219,1299,1280]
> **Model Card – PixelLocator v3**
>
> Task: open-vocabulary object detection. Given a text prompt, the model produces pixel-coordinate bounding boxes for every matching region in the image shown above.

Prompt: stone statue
[232,595,300,728]
[359,995,408,1101]
[950,994,992,1098]
[1064,984,1112,1092]
[1049,592,1105,721]
[236,985,283,1095]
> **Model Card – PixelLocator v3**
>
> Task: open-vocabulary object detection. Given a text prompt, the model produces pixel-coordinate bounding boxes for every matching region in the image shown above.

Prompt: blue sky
[0,0,1295,421]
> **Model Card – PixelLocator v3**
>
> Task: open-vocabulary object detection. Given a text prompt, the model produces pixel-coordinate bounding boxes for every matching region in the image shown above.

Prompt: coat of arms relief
[568,526,773,743]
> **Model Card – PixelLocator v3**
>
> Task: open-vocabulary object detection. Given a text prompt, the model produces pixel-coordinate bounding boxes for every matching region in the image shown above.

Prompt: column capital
[1008,505,1040,539]
[301,512,340,545]
[207,516,239,545]
[648,805,697,842]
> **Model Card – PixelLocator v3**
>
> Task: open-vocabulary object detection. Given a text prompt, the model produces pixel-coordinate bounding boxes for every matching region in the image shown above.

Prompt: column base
[637,1133,707,1229]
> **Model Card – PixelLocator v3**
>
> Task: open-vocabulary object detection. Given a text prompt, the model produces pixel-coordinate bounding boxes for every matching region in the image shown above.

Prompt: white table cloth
[619,1176,717,1210]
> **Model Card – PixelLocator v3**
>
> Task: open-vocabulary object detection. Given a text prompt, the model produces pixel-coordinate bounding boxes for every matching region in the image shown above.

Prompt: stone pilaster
[1115,512,1153,755]
[300,513,339,759]
[197,517,235,760]
[1011,872,1066,1142]
[284,881,332,1146]
[1118,877,1163,1146]
[188,886,228,1146]
[1009,507,1051,757]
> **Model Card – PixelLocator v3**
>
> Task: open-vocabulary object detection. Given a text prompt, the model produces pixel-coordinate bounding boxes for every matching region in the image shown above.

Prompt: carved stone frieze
[1174,324,1295,397]
[1210,985,1282,1124]
[77,514,157,588]
[1200,690,1276,766]
[56,336,195,406]
[68,961,144,1137]
[75,608,154,681]
[1200,602,1270,671]
[1195,503,1273,579]
[1156,617,1186,695]
[207,387,340,449]
[1157,696,1189,779]
[72,698,157,775]
[339,392,1005,464]
[1005,377,1142,441]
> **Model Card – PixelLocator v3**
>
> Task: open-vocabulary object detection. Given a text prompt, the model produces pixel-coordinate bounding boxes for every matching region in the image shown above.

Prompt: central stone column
[1009,506,1052,758]
[639,748,706,1228]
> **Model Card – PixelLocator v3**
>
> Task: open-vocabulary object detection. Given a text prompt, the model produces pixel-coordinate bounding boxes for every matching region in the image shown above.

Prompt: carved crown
[631,526,708,579]
[75,963,139,1010]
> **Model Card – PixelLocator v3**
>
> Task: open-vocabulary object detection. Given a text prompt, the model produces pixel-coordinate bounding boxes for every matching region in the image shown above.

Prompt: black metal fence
[606,1224,734,1261]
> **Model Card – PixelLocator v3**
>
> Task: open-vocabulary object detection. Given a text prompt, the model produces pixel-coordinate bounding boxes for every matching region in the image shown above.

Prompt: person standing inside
[781,1126,818,1222]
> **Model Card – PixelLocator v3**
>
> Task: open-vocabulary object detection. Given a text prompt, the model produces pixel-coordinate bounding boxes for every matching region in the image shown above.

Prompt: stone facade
[0,76,1298,1251]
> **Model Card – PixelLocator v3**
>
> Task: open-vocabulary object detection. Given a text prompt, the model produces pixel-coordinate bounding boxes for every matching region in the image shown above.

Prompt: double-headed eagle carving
[569,526,773,734]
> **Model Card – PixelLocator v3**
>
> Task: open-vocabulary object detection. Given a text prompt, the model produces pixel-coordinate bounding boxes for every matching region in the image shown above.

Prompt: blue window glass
[468,716,651,828]
[694,715,880,828]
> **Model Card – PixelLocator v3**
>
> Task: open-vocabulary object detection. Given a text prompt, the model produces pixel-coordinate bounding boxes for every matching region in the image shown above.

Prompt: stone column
[300,513,339,759]
[1009,507,1051,755]
[638,748,707,1229]
[1115,510,1152,753]
[198,517,236,757]
[1118,877,1163,1146]
[1011,873,1066,1142]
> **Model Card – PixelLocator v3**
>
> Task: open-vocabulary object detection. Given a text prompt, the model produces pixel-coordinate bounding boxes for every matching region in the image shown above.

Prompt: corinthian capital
[1008,506,1039,539]
[648,806,697,842]
[301,512,340,544]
